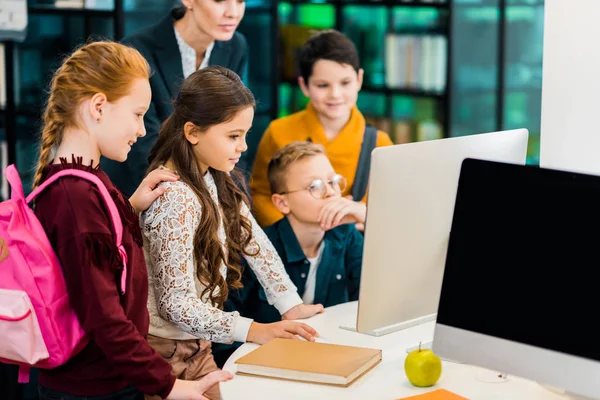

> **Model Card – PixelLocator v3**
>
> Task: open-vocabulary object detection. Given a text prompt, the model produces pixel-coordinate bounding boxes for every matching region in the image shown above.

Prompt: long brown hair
[147,66,256,309]
[32,41,150,188]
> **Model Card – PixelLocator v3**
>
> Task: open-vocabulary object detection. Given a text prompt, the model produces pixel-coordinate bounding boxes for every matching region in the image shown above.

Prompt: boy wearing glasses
[242,141,364,323]
[250,29,393,228]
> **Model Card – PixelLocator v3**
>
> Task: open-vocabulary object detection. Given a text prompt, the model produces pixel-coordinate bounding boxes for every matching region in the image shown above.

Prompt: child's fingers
[146,170,179,184]
[197,370,233,393]
[319,201,342,228]
[327,202,350,229]
[141,171,179,191]
[144,186,166,204]
[296,322,318,337]
[318,198,346,222]
[332,205,353,227]
[285,323,315,341]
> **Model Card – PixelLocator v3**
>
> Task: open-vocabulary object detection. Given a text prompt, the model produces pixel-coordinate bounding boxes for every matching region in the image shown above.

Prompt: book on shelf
[54,0,85,7]
[280,24,321,82]
[0,138,7,202]
[394,120,413,144]
[416,119,443,141]
[365,116,392,137]
[385,33,447,92]
[52,0,111,8]
[234,338,382,387]
[0,43,5,108]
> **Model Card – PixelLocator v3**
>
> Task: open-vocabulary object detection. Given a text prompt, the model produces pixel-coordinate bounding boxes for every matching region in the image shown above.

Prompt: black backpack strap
[351,124,378,201]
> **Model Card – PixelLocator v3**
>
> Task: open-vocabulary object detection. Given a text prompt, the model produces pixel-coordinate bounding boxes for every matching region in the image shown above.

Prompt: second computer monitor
[433,158,600,399]
[355,129,529,336]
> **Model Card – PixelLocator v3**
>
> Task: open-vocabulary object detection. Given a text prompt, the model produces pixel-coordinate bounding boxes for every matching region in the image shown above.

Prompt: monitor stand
[339,313,436,337]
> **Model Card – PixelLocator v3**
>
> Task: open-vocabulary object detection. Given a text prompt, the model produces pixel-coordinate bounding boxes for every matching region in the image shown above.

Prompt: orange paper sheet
[398,388,468,400]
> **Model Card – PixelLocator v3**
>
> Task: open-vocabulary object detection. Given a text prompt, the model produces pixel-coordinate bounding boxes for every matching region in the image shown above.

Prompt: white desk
[222,301,568,399]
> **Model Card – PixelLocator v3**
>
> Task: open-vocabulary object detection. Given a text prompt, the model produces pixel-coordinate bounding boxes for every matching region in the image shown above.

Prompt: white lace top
[141,171,302,344]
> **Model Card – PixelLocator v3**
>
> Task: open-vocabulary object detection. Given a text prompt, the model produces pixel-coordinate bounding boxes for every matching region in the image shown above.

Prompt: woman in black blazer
[104,2,248,196]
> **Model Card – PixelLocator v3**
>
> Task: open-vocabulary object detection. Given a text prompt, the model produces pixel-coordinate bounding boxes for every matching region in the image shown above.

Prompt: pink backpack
[0,165,128,383]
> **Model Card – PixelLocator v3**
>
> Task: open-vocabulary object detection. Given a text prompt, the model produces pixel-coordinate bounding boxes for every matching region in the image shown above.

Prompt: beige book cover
[235,338,382,387]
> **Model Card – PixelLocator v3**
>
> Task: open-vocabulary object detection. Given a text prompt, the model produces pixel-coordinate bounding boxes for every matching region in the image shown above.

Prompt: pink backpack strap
[5,165,25,200]
[18,365,31,384]
[24,168,128,294]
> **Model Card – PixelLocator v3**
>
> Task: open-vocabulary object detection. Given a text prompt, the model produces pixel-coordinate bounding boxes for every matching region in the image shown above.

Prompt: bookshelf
[237,0,281,170]
[0,0,546,201]
[274,0,544,163]
[276,0,451,145]
[0,0,127,196]
[0,0,279,186]
[452,0,544,164]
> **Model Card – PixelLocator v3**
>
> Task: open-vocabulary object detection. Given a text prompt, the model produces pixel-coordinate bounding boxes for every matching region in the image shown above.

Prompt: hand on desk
[247,320,319,345]
[282,303,324,321]
[166,371,233,400]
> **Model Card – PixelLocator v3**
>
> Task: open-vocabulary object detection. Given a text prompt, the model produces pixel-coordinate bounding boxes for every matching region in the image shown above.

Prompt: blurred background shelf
[0,0,544,201]
[28,5,115,16]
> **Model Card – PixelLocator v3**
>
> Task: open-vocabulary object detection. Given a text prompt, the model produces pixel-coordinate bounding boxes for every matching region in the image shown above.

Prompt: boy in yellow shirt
[250,29,393,227]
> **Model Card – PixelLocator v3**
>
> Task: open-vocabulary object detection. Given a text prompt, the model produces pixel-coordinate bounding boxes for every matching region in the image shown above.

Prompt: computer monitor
[349,129,529,337]
[433,158,600,399]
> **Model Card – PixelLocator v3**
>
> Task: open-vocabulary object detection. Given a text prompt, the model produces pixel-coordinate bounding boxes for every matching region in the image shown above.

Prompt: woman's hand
[129,169,179,214]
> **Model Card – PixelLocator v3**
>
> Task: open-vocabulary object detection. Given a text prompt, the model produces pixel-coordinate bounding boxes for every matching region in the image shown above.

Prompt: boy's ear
[298,76,310,98]
[184,122,200,145]
[357,68,364,91]
[271,193,291,215]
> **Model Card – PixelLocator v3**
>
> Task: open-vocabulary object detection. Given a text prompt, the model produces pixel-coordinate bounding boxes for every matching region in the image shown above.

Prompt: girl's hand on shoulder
[129,169,179,214]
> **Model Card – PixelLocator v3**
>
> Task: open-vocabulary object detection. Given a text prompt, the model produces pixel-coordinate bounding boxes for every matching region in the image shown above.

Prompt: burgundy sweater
[34,159,176,398]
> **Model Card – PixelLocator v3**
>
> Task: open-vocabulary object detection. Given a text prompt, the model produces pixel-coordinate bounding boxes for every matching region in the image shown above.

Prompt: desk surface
[221,301,568,399]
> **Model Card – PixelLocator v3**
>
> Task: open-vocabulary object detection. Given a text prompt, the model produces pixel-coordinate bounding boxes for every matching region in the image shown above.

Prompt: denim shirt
[242,217,363,323]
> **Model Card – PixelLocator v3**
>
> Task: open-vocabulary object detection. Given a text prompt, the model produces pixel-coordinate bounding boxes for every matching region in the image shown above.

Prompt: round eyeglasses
[279,174,347,199]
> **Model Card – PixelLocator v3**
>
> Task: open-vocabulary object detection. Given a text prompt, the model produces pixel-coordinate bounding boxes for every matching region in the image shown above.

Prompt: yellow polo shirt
[250,103,394,227]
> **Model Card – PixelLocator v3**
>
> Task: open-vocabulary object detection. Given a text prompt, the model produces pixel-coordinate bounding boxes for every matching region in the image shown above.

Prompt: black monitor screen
[437,158,600,363]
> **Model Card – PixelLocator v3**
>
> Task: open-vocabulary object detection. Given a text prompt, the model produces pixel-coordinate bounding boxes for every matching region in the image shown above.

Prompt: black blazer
[103,7,249,195]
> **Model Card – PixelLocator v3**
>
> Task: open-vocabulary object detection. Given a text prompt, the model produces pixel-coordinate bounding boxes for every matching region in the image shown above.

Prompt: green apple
[404,346,442,387]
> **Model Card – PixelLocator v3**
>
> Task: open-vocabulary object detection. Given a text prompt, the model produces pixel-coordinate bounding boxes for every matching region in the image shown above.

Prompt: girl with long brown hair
[33,41,232,400]
[142,66,324,399]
